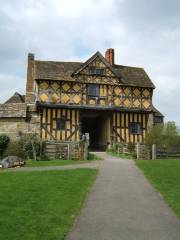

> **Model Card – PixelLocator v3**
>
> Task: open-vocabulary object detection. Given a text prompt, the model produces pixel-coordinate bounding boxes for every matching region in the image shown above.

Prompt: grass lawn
[136,159,180,217]
[25,153,101,167]
[0,169,98,240]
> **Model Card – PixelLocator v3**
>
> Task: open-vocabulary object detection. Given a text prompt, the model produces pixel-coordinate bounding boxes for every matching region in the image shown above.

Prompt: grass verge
[25,153,101,167]
[106,149,133,159]
[136,159,180,217]
[0,169,98,240]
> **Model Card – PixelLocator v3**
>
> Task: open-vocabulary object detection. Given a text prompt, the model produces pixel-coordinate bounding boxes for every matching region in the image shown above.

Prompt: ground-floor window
[129,123,142,134]
[56,117,66,130]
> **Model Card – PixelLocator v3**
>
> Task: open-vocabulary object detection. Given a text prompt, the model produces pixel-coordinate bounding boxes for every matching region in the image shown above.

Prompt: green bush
[0,134,10,157]
[3,140,26,159]
[19,133,46,160]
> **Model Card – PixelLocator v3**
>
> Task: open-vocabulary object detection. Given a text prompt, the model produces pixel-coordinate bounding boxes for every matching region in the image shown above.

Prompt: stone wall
[137,143,151,160]
[0,115,40,140]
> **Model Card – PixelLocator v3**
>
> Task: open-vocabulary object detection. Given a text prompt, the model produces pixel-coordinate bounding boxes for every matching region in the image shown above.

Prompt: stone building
[0,49,163,150]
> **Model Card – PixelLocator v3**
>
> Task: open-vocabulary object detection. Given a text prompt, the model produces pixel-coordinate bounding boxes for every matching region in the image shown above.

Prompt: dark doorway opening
[81,110,110,151]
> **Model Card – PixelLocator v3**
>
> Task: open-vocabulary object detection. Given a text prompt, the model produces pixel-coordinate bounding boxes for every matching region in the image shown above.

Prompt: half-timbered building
[0,49,163,150]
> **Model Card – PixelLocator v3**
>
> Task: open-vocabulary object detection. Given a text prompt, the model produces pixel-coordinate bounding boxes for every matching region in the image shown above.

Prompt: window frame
[56,117,66,130]
[89,67,105,75]
[87,84,100,97]
[129,122,142,135]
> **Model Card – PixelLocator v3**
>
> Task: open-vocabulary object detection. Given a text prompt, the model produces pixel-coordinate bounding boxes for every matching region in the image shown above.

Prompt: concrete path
[66,152,180,240]
[0,161,101,172]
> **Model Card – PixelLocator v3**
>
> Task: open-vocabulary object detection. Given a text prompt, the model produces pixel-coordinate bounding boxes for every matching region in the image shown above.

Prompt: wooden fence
[45,134,89,160]
[156,147,180,159]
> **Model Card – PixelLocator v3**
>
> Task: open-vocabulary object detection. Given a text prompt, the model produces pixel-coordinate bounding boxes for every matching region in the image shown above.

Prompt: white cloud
[0,0,180,124]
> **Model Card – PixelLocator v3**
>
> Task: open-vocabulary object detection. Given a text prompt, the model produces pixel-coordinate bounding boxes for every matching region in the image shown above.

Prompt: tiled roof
[5,92,25,104]
[34,52,155,88]
[152,105,164,117]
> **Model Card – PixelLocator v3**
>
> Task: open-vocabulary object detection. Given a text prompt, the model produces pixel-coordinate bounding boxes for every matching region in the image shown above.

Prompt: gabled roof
[34,51,155,88]
[5,92,25,104]
[72,51,118,77]
[152,105,164,117]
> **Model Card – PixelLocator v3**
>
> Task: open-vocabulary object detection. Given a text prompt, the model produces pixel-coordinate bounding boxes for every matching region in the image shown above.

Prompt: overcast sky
[0,0,180,124]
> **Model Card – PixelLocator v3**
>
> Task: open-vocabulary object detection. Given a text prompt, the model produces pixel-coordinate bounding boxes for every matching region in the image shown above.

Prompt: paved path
[0,161,101,172]
[66,152,180,240]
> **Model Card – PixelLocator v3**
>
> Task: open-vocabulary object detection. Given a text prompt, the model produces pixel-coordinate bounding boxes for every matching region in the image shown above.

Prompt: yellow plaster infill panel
[114,98,121,106]
[40,81,49,90]
[72,110,75,124]
[130,134,134,143]
[42,129,45,140]
[114,86,121,95]
[134,113,137,122]
[67,109,70,119]
[143,100,150,109]
[89,99,96,105]
[62,83,70,91]
[124,98,131,108]
[122,129,125,140]
[42,109,46,123]
[73,84,81,92]
[143,89,150,97]
[72,126,75,141]
[39,93,48,102]
[73,95,81,104]
[53,109,56,118]
[130,113,133,122]
[61,94,70,104]
[124,87,131,96]
[133,99,141,108]
[99,99,106,105]
[126,129,129,142]
[133,88,140,96]
[51,82,59,90]
[47,109,51,124]
[52,93,60,103]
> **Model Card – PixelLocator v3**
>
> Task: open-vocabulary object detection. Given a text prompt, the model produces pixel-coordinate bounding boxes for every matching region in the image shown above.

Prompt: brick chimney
[25,53,35,103]
[105,48,114,65]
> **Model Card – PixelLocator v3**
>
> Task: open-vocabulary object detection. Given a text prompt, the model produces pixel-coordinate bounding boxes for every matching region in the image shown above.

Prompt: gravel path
[66,152,180,240]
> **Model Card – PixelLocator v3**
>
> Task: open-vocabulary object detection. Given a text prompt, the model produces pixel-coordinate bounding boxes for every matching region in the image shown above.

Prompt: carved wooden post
[152,144,156,160]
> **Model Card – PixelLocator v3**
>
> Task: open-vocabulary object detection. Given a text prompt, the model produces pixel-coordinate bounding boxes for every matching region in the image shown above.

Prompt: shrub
[0,134,10,157]
[3,140,26,159]
[19,133,46,160]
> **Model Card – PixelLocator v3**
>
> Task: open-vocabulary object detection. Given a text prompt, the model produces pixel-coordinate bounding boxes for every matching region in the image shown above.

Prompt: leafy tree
[146,122,180,148]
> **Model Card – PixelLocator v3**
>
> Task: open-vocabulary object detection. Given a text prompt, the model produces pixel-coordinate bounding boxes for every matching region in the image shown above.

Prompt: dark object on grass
[0,156,25,169]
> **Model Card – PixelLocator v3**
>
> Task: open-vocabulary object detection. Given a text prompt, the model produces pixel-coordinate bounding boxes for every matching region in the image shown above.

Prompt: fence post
[67,143,70,160]
[84,133,89,160]
[136,142,140,160]
[152,144,156,160]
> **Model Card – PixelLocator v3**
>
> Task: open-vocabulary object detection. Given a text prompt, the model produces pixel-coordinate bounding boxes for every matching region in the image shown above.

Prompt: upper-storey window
[129,123,142,134]
[88,84,100,97]
[90,67,104,75]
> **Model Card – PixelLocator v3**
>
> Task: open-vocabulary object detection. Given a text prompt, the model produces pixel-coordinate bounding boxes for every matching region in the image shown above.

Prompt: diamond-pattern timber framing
[143,99,150,109]
[143,89,150,97]
[39,93,48,102]
[37,79,152,110]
